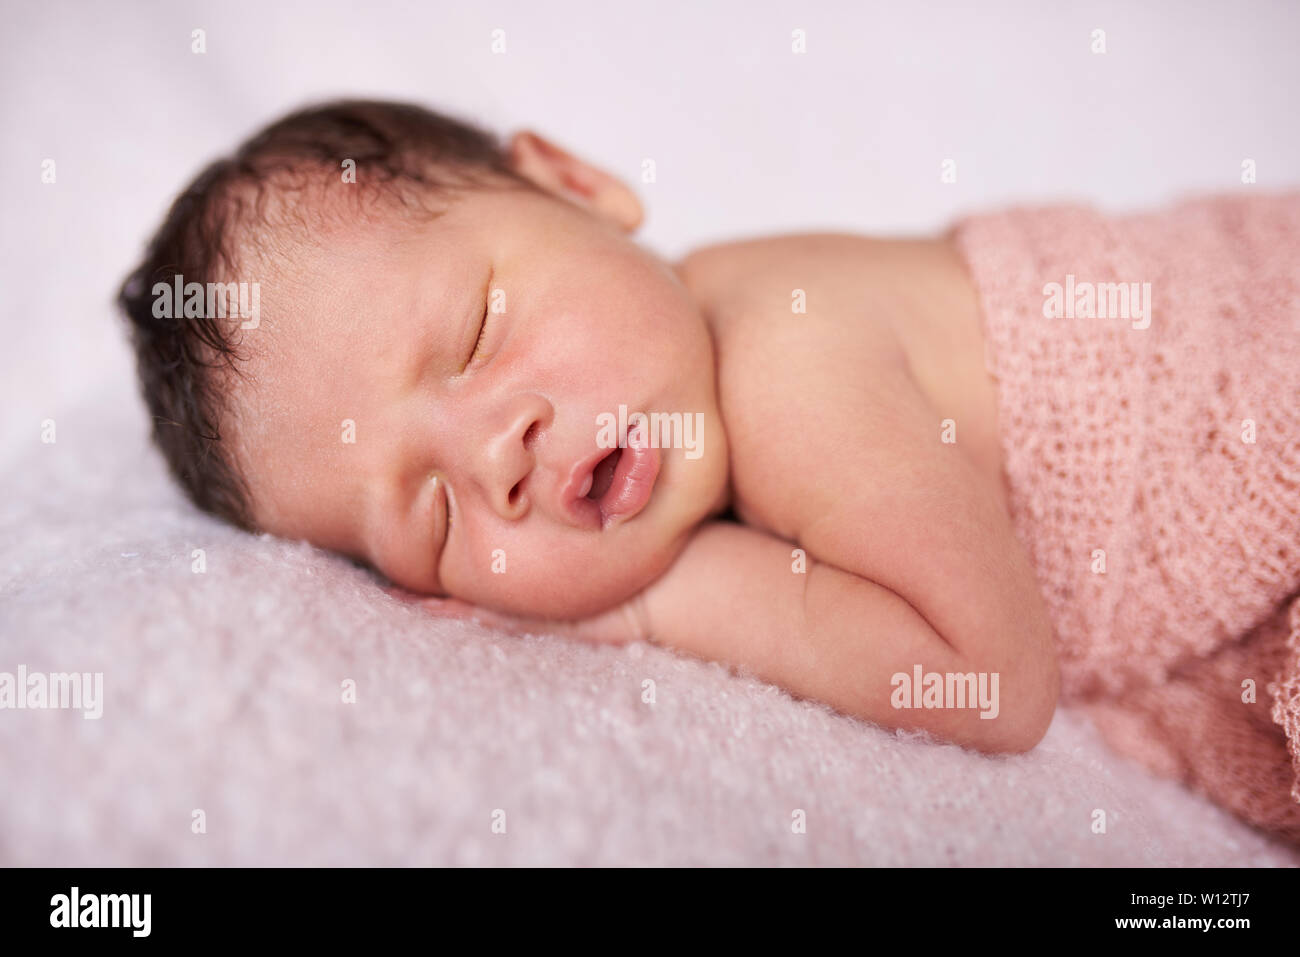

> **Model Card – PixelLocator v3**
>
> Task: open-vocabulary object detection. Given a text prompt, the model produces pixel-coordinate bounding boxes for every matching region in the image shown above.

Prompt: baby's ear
[506,130,643,232]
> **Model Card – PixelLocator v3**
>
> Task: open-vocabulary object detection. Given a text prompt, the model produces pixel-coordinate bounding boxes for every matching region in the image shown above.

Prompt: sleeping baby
[118,100,1300,842]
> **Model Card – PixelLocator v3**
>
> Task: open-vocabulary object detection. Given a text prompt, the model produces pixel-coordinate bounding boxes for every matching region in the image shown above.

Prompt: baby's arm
[640,519,1058,754]
[393,511,1055,752]
[625,331,1061,754]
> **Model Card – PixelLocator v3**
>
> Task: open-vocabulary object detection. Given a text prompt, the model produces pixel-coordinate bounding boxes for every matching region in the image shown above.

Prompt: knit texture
[952,192,1300,844]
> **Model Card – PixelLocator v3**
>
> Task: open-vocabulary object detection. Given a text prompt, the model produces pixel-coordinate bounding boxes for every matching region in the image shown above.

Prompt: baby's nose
[477,395,550,521]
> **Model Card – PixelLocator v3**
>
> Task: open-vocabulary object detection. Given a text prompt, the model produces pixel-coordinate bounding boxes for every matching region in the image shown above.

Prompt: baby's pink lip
[560,442,661,530]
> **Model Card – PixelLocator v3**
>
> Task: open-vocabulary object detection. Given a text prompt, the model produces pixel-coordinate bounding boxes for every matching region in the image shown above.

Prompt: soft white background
[3,1,1299,865]
[3,0,1298,460]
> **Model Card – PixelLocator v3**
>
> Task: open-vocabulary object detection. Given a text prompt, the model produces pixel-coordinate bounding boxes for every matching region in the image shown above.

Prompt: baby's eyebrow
[399,305,437,393]
[399,276,462,394]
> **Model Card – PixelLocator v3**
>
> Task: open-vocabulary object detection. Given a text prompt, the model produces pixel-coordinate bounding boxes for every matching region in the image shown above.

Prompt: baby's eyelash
[465,270,495,369]
[468,300,490,363]
[442,476,453,534]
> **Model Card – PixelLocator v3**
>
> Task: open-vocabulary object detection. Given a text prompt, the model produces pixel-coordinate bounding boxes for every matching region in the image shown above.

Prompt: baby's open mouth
[565,443,661,529]
[585,448,622,501]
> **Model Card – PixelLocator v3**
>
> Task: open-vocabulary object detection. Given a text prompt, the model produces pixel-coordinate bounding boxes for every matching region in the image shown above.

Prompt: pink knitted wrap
[951,192,1300,845]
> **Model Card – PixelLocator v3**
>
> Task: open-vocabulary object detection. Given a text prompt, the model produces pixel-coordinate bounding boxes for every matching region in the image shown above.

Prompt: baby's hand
[382,585,652,647]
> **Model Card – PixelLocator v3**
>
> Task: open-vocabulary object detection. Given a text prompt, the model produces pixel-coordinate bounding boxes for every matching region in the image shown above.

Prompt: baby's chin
[468,530,692,620]
[461,451,728,619]
[470,563,657,620]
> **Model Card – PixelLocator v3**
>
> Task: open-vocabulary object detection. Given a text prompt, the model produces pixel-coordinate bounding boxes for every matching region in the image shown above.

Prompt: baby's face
[230,181,729,618]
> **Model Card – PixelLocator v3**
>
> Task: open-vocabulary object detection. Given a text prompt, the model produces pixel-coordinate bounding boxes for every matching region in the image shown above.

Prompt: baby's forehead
[234,207,424,348]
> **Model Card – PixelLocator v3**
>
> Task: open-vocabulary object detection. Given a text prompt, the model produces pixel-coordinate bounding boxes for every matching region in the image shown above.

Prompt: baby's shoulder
[672,230,1003,534]
[672,231,967,348]
[673,232,921,381]
[673,232,893,314]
